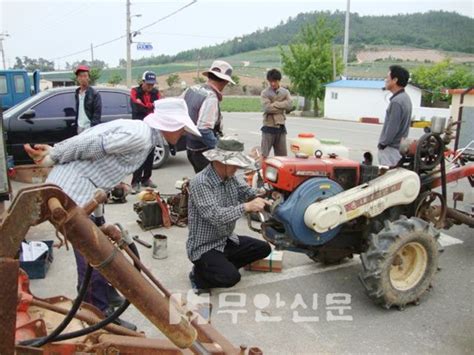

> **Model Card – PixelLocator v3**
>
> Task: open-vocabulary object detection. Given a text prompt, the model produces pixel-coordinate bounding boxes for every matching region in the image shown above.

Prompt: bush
[166,73,181,88]
[108,73,122,85]
[193,76,206,84]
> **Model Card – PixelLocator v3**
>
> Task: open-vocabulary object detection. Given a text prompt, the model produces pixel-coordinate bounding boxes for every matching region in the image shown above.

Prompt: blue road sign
[137,42,153,51]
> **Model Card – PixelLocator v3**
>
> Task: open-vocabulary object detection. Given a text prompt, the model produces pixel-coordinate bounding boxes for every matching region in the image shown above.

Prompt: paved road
[12,113,473,354]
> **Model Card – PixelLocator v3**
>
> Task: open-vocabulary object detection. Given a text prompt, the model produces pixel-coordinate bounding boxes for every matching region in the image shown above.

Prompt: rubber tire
[152,143,170,169]
[359,216,440,309]
[309,252,349,265]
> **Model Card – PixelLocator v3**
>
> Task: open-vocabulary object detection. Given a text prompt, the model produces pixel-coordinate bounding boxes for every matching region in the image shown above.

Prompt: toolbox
[19,240,54,279]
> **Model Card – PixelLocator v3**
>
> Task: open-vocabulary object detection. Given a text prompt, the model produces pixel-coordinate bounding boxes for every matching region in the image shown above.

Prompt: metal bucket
[431,116,447,134]
[152,234,168,259]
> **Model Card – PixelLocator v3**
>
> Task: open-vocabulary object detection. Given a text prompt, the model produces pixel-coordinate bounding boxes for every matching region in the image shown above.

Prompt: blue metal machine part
[273,177,344,246]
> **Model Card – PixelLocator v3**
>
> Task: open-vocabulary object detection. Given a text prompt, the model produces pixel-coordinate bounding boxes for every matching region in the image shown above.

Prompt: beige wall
[450,93,474,121]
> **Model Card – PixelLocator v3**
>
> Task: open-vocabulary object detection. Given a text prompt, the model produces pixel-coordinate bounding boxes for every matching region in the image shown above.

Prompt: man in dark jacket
[130,71,161,193]
[74,65,102,134]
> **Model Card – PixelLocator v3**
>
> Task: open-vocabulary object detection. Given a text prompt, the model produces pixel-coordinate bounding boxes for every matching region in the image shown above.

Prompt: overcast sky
[1,0,473,69]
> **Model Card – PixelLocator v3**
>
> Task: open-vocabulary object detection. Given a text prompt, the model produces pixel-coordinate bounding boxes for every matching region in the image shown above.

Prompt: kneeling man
[187,137,272,293]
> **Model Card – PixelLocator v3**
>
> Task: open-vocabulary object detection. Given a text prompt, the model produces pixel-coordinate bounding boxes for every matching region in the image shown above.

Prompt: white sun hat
[202,60,236,85]
[144,98,201,137]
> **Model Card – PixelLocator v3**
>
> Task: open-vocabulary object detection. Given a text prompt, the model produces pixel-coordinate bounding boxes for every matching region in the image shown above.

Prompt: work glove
[24,144,55,167]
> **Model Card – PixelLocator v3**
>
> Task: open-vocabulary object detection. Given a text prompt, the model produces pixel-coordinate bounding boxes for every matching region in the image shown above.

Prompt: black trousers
[192,236,272,289]
[132,150,154,184]
[187,150,210,173]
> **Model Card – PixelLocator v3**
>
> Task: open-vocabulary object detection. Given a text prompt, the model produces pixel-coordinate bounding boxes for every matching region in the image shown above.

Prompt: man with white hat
[24,98,200,329]
[182,60,236,173]
[186,137,272,294]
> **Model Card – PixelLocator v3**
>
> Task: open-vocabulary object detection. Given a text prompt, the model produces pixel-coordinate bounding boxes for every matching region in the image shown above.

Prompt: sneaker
[131,183,141,194]
[189,269,211,296]
[104,307,137,331]
[142,180,157,188]
[107,285,126,308]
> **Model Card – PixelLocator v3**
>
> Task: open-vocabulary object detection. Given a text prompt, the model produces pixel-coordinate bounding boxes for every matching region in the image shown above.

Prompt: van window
[14,75,26,93]
[0,75,7,94]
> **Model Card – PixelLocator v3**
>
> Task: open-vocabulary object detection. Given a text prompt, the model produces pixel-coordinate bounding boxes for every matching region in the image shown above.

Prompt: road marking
[439,232,464,247]
[232,258,360,291]
[249,131,261,135]
[231,233,463,291]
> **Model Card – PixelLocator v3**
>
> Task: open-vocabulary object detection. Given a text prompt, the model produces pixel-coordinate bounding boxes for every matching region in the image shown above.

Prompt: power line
[139,31,227,40]
[134,0,197,33]
[47,0,197,62]
[34,4,90,35]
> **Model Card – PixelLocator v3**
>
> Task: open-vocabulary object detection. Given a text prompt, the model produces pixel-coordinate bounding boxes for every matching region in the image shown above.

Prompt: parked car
[2,87,186,168]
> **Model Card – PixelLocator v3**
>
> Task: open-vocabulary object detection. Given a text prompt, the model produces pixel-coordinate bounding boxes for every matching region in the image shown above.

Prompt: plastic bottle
[289,133,322,156]
[319,139,349,159]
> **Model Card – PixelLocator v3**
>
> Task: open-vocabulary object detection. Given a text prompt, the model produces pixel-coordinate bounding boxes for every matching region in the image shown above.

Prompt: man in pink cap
[182,60,236,173]
[24,98,200,330]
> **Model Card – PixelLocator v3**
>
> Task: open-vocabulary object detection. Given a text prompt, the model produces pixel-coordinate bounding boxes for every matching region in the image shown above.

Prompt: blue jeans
[73,215,109,312]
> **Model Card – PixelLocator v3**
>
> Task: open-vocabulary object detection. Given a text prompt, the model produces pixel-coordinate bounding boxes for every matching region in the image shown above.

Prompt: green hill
[131,10,474,67]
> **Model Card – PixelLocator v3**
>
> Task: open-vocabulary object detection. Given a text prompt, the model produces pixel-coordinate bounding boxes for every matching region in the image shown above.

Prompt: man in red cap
[74,65,102,134]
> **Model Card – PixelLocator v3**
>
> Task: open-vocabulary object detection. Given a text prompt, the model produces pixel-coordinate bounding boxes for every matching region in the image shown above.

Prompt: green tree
[89,68,102,85]
[281,16,343,116]
[108,73,123,85]
[411,59,474,104]
[166,73,181,88]
[71,67,102,86]
[193,76,206,84]
[231,74,240,86]
[13,56,55,71]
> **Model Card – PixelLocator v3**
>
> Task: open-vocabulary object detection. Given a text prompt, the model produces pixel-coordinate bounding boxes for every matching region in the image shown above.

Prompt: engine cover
[304,168,421,233]
[273,177,344,246]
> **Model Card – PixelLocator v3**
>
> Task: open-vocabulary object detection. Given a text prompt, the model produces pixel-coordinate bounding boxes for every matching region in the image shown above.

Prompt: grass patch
[221,96,262,112]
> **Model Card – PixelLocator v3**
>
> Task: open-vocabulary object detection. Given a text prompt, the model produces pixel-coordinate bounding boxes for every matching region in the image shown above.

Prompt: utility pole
[90,43,94,62]
[126,0,132,87]
[196,51,201,79]
[343,0,350,76]
[0,32,10,70]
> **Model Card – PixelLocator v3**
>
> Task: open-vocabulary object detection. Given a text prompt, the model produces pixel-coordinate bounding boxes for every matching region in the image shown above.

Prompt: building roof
[42,77,75,83]
[325,79,385,89]
[446,88,474,95]
[326,79,422,91]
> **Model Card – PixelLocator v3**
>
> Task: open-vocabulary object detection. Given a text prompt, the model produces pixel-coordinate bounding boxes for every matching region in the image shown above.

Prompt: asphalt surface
[9,113,473,354]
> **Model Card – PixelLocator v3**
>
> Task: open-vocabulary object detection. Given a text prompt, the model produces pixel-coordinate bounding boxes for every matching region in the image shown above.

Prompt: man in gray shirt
[378,65,412,166]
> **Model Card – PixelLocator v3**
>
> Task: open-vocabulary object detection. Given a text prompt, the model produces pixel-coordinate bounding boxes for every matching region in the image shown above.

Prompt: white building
[323,79,448,123]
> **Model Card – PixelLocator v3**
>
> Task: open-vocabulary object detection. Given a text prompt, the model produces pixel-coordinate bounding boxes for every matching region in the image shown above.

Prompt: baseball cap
[74,65,90,75]
[142,71,157,84]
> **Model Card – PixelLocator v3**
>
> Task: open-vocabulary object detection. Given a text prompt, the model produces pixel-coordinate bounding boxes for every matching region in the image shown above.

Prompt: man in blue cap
[130,71,161,193]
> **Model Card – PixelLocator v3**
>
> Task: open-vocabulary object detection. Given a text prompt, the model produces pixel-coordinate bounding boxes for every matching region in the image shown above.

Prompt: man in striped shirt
[24,98,200,327]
